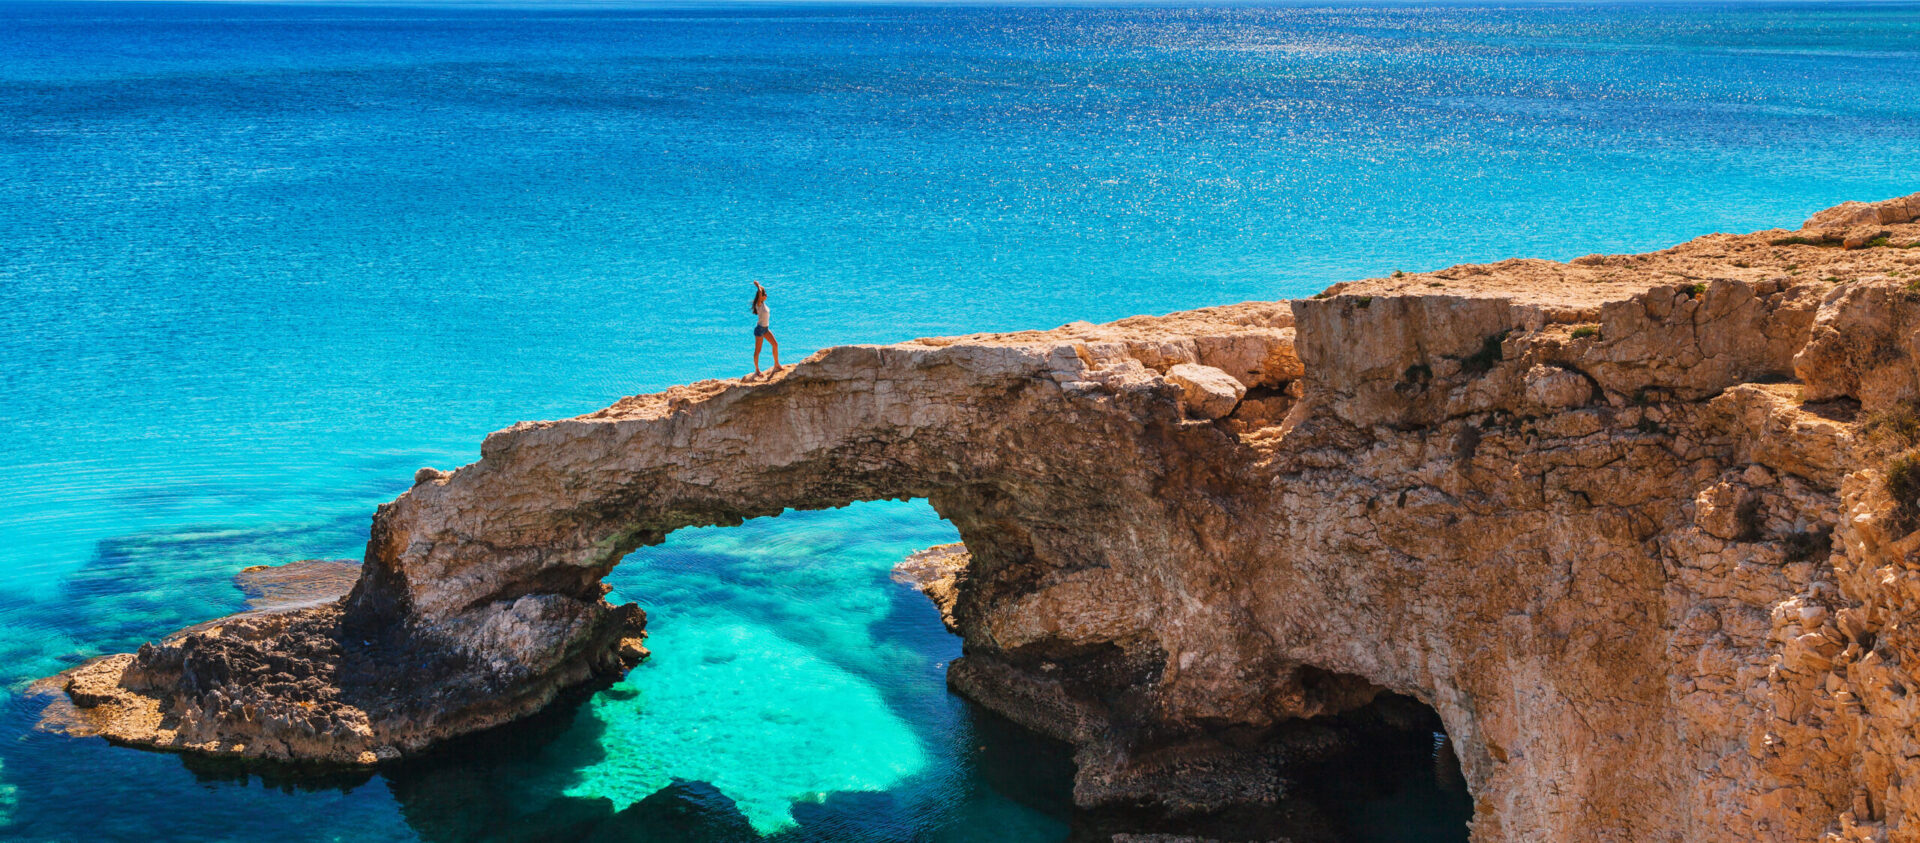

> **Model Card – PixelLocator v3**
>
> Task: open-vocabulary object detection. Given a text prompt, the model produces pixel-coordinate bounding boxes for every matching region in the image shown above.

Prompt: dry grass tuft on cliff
[1885,452,1920,535]
[1865,401,1920,452]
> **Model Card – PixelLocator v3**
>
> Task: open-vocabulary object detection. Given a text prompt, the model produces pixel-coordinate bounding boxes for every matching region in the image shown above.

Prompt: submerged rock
[234,559,360,611]
[46,192,1920,842]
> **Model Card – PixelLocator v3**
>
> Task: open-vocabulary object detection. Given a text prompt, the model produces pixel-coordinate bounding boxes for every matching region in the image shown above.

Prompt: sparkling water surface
[3,0,1919,839]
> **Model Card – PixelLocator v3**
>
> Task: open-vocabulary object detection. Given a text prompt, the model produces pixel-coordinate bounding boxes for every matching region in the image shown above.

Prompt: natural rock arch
[49,194,1920,842]
[341,314,1302,700]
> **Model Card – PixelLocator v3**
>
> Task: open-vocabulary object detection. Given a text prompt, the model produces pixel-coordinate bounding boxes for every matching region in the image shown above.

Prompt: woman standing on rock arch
[750,280,781,379]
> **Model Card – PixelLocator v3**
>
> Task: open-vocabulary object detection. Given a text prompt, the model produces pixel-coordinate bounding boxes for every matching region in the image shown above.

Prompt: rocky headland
[45,193,1920,841]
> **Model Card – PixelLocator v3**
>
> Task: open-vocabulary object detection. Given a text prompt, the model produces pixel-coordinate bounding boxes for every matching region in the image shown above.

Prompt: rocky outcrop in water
[48,193,1920,841]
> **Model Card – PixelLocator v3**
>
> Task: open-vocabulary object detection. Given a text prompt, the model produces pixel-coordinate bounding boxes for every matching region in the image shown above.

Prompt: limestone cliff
[47,193,1920,842]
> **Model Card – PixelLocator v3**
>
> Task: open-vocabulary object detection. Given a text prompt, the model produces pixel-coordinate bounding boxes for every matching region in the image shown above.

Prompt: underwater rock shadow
[379,671,1078,843]
[476,779,761,843]
[386,688,766,843]
[381,675,626,843]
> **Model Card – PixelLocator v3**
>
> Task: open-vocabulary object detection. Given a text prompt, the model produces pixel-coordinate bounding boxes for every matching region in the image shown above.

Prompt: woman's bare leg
[767,332,781,370]
[753,335,765,376]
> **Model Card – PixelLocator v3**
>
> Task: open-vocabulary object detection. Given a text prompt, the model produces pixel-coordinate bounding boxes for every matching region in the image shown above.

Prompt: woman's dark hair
[750,287,764,313]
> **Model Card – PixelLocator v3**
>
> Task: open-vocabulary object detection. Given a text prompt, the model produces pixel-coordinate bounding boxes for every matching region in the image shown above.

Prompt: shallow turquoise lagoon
[3,0,1919,839]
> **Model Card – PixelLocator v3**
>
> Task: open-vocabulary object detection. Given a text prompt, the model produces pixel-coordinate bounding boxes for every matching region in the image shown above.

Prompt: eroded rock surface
[892,543,969,633]
[48,192,1920,842]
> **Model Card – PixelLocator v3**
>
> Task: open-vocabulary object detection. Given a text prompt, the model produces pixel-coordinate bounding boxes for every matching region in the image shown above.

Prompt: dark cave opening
[1065,691,1473,843]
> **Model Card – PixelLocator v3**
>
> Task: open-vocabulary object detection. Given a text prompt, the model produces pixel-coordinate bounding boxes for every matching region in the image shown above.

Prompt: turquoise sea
[2,1,1918,839]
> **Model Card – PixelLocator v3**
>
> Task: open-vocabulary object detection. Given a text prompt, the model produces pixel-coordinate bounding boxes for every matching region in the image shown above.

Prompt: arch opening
[546,500,1473,842]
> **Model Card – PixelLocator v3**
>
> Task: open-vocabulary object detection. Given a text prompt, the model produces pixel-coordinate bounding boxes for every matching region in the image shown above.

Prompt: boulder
[1165,363,1247,419]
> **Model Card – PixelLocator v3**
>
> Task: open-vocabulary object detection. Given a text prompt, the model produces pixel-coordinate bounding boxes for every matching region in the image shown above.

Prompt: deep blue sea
[2,1,1918,840]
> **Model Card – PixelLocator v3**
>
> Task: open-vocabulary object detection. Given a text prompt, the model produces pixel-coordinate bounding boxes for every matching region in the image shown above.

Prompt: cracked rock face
[46,192,1920,842]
